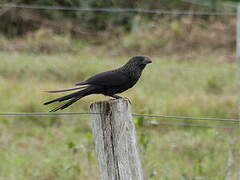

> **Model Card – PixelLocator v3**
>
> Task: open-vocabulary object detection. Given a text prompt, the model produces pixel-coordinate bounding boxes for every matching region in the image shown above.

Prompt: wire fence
[0,112,96,116]
[133,113,239,122]
[0,112,238,121]
[0,112,238,129]
[146,119,239,129]
[0,3,236,16]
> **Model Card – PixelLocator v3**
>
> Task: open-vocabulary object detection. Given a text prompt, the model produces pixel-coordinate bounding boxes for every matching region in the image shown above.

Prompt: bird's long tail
[45,86,87,93]
[49,96,82,112]
[43,86,96,111]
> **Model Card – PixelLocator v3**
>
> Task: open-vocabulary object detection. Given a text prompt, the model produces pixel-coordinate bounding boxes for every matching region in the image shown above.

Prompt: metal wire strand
[0,4,236,16]
[132,113,240,123]
[0,112,99,116]
[146,120,239,129]
[0,112,238,123]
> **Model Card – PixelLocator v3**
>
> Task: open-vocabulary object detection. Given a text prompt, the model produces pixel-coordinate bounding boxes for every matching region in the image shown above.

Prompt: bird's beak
[143,58,152,64]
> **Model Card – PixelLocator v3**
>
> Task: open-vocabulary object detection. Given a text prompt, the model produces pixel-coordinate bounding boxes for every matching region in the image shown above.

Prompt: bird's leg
[124,97,132,104]
[109,95,132,104]
[109,94,123,99]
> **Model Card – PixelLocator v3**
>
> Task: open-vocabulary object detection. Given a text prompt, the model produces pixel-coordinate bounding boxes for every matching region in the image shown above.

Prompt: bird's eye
[139,63,146,69]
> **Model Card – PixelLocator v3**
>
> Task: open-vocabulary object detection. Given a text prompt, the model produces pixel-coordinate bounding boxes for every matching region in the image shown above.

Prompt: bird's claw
[123,97,132,104]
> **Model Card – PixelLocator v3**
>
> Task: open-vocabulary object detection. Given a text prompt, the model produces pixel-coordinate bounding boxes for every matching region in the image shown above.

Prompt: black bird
[44,56,152,112]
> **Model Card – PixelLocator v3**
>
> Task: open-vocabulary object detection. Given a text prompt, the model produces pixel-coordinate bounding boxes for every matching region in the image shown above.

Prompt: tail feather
[49,96,82,112]
[43,91,82,105]
[43,86,96,105]
[45,86,87,93]
[75,81,88,86]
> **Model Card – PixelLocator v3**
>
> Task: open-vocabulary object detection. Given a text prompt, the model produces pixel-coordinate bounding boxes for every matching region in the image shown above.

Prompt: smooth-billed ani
[44,56,152,112]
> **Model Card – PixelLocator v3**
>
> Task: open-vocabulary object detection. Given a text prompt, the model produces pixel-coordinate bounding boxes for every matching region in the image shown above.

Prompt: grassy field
[0,48,238,179]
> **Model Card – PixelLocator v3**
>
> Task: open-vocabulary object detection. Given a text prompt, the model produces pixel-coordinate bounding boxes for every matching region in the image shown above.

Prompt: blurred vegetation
[0,0,236,36]
[0,0,239,179]
[0,17,235,59]
[0,0,236,58]
[0,51,238,179]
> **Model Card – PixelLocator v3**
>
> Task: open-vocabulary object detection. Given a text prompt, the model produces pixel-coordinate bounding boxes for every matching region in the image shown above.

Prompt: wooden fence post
[90,98,144,180]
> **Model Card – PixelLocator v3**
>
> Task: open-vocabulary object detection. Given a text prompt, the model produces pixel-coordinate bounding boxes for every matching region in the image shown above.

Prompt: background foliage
[0,0,239,179]
[0,0,237,36]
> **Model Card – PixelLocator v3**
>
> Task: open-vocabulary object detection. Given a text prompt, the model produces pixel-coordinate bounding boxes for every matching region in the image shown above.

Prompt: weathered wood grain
[90,98,143,180]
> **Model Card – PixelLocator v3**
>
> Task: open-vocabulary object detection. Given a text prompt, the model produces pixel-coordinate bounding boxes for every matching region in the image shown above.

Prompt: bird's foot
[108,95,131,104]
[124,97,132,104]
[110,95,122,99]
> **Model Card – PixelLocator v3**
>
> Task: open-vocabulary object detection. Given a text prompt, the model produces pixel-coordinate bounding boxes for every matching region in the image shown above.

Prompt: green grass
[0,50,238,179]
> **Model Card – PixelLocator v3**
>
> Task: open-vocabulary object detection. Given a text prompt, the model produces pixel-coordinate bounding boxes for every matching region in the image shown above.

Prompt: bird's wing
[76,70,129,87]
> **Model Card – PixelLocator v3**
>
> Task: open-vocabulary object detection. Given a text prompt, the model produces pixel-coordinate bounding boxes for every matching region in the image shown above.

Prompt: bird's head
[127,56,152,70]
